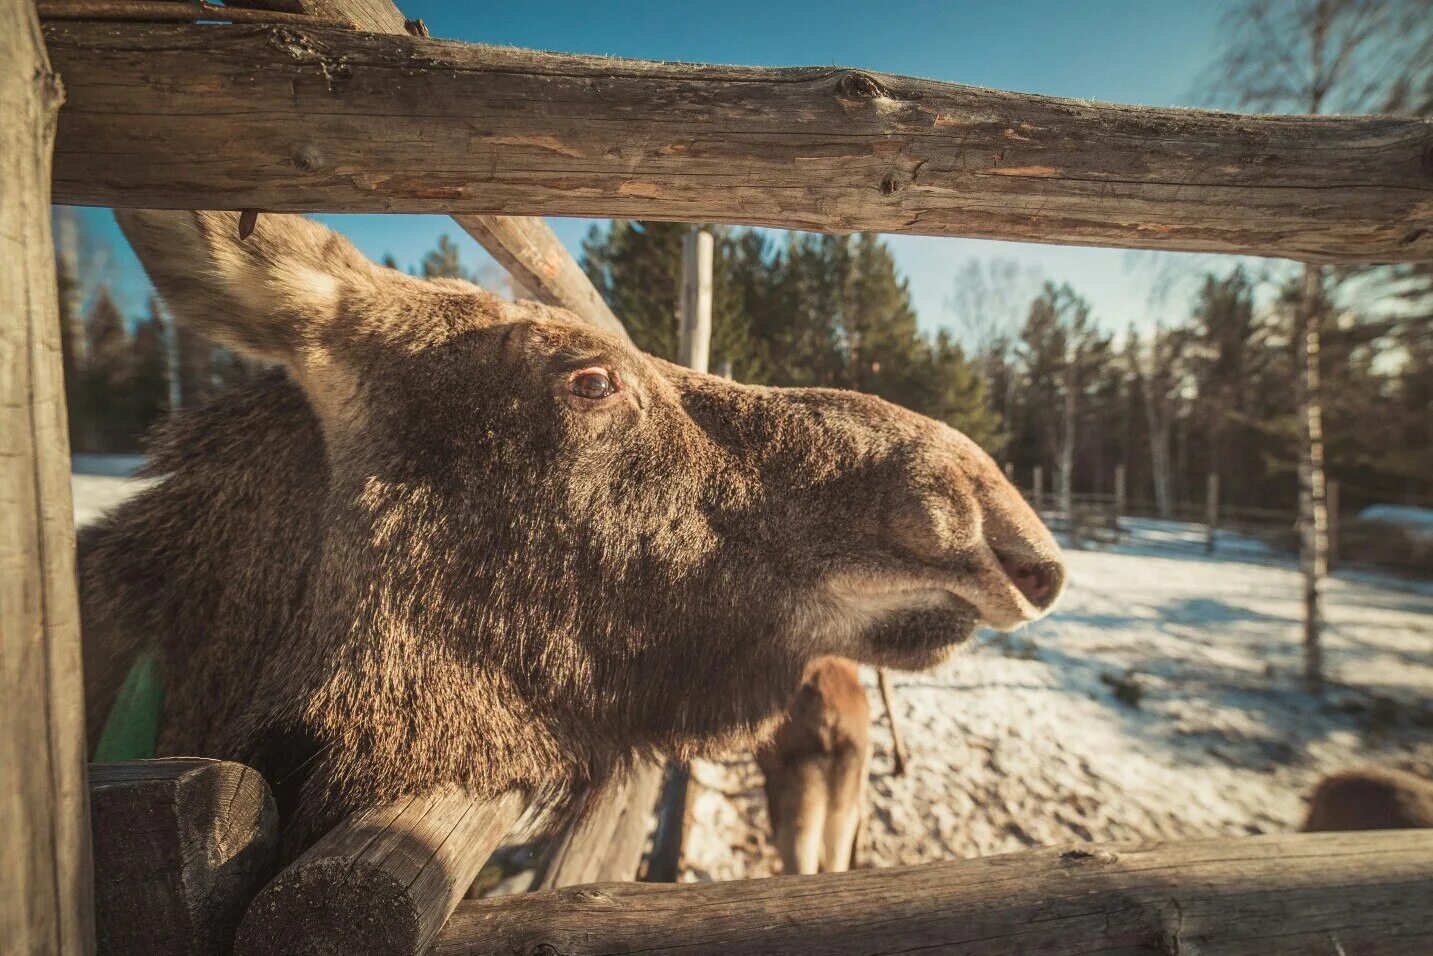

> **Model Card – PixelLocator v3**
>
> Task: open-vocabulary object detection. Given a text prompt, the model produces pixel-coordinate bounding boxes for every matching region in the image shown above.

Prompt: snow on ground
[681,518,1433,881]
[71,454,153,528]
[68,460,1432,882]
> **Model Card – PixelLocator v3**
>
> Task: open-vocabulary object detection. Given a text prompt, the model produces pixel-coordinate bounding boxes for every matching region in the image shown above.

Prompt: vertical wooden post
[1032,465,1044,511]
[1326,479,1339,571]
[1113,463,1127,528]
[678,227,713,373]
[1205,472,1220,554]
[0,2,95,952]
[1003,461,1014,481]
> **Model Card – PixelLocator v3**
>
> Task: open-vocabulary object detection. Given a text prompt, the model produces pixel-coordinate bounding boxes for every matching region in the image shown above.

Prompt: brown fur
[81,210,1064,855]
[1302,767,1433,832]
[757,657,871,874]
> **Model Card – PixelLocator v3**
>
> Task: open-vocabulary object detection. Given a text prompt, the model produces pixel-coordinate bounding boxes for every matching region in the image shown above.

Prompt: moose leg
[770,760,827,876]
[821,744,867,873]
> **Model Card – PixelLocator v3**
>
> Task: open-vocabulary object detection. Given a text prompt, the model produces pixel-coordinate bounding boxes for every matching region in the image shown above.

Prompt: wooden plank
[42,21,1433,263]
[90,759,279,955]
[453,213,628,341]
[277,0,628,338]
[234,789,525,956]
[535,760,665,890]
[0,2,95,953]
[432,831,1433,955]
[35,0,358,28]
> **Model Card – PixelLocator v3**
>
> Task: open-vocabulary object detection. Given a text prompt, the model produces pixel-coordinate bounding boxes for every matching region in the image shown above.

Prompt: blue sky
[71,0,1254,337]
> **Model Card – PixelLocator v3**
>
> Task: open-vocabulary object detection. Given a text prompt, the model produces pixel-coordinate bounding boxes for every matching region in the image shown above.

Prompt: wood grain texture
[234,789,525,956]
[280,0,629,336]
[43,21,1433,262]
[0,2,95,953]
[35,0,357,28]
[453,213,628,341]
[89,759,279,955]
[535,760,665,890]
[433,830,1433,955]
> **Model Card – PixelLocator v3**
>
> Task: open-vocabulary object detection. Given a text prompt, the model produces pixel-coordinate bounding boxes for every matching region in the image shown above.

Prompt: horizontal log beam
[276,0,629,339]
[235,789,525,956]
[433,831,1433,955]
[42,23,1433,263]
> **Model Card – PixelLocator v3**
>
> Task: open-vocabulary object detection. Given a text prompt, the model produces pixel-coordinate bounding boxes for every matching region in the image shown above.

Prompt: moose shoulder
[80,210,1064,855]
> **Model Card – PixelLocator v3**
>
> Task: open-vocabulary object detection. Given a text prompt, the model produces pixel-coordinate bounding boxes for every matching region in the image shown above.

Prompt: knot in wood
[880,172,902,196]
[290,144,328,173]
[1059,847,1118,864]
[837,71,888,101]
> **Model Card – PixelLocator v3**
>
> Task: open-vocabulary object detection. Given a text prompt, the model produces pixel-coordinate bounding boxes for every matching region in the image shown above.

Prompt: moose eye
[569,367,617,400]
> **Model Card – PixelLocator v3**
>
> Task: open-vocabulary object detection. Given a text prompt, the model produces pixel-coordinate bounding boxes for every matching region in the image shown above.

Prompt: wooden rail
[235,789,525,956]
[271,0,630,341]
[90,760,278,955]
[535,760,665,889]
[1,2,94,952]
[433,831,1433,955]
[41,22,1433,262]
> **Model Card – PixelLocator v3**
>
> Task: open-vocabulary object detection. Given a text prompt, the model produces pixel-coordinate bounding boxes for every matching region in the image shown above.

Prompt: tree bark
[0,1,94,952]
[432,830,1433,956]
[1297,262,1329,690]
[41,21,1433,263]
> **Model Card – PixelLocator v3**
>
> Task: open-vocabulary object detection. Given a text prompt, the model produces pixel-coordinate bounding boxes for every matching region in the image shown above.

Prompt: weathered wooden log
[90,759,279,955]
[42,21,1433,262]
[0,2,95,953]
[433,831,1433,955]
[453,213,628,341]
[35,0,357,28]
[535,760,665,890]
[273,0,629,340]
[235,789,525,956]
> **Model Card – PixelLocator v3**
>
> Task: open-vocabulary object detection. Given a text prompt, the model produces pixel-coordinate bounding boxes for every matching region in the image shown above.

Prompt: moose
[80,210,1064,855]
[1303,767,1433,832]
[758,657,871,874]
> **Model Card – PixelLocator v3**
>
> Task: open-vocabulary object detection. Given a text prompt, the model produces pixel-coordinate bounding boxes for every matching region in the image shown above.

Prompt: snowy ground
[69,461,1433,883]
[681,518,1433,881]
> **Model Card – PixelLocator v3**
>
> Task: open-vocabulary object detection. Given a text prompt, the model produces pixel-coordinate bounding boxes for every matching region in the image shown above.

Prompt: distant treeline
[53,213,1431,518]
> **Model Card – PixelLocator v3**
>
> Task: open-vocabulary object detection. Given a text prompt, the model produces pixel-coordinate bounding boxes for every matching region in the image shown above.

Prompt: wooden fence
[6,0,1433,952]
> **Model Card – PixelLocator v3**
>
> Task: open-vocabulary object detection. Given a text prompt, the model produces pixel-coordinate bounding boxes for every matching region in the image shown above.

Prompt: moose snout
[995,553,1064,611]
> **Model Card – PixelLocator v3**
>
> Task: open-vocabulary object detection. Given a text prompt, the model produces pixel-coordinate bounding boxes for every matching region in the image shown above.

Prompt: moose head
[83,210,1063,848]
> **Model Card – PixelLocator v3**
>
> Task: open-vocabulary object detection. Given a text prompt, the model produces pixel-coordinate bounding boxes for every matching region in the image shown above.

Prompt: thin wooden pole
[1032,465,1044,511]
[1113,463,1126,527]
[1327,479,1340,571]
[1205,471,1220,554]
[678,228,714,373]
[0,1,95,952]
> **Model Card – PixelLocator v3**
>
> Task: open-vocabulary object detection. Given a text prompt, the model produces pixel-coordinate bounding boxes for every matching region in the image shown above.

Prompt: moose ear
[115,210,378,365]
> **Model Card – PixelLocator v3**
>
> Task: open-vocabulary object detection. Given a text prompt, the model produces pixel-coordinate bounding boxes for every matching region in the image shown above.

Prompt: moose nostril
[998,556,1061,608]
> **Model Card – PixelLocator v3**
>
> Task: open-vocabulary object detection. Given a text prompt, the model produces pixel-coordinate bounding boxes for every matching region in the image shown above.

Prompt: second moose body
[758,657,871,874]
[80,211,1064,854]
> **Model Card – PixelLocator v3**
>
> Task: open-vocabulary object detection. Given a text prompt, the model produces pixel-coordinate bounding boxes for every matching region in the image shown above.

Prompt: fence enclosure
[6,0,1433,953]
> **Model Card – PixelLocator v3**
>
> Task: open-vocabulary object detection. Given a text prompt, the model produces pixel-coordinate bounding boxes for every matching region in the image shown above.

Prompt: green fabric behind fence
[92,650,163,762]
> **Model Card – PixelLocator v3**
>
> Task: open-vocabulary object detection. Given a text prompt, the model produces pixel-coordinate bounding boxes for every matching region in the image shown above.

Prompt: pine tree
[421,234,471,282]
